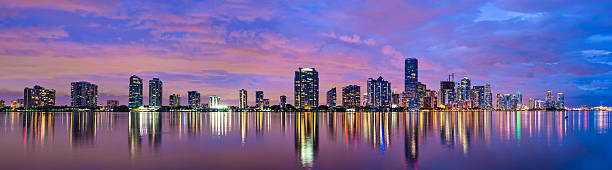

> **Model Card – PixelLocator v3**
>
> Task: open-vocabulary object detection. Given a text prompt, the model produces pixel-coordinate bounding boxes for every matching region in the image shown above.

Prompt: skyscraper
[294,68,319,109]
[71,81,98,107]
[24,85,55,108]
[404,58,418,109]
[280,95,287,109]
[472,86,485,109]
[239,89,247,109]
[367,76,392,108]
[439,81,455,107]
[169,94,180,107]
[149,78,163,107]
[342,85,360,108]
[256,91,264,109]
[129,75,143,108]
[326,88,336,107]
[458,77,471,101]
[188,91,200,108]
[545,91,554,109]
[484,83,493,110]
[557,93,565,109]
[210,96,220,108]
[516,92,523,105]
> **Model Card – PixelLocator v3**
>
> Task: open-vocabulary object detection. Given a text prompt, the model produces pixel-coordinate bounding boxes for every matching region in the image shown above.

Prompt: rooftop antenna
[447,73,455,82]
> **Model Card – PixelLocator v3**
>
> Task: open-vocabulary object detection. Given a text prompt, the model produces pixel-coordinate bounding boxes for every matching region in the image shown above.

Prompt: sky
[0,0,611,107]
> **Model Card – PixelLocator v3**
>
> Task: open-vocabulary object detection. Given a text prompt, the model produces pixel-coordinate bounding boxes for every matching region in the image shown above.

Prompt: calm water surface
[1,111,611,169]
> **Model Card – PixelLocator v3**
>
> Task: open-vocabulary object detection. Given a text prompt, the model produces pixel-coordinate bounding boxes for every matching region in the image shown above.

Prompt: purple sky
[1,0,611,107]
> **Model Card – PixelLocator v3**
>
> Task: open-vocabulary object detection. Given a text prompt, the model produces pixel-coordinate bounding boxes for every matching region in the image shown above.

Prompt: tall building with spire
[149,78,163,107]
[294,68,319,109]
[129,75,143,108]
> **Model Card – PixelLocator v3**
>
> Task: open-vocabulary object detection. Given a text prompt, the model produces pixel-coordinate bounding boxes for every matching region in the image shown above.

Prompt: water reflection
[0,111,610,169]
[22,112,55,151]
[129,112,162,156]
[295,112,318,168]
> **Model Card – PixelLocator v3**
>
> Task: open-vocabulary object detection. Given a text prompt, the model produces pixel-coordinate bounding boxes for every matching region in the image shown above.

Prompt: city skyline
[1,1,612,107]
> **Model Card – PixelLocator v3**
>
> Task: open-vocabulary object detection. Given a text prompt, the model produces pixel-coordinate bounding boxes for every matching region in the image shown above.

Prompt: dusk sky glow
[1,0,611,107]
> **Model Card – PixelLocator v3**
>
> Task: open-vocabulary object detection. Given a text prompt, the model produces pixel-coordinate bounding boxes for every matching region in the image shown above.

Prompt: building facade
[280,95,287,108]
[210,96,220,108]
[439,81,455,107]
[367,76,392,108]
[188,91,200,108]
[129,75,143,108]
[326,88,336,107]
[294,68,319,109]
[239,89,247,109]
[149,78,163,107]
[71,81,98,107]
[342,85,360,108]
[404,58,419,109]
[256,91,264,109]
[169,94,180,107]
[24,85,55,108]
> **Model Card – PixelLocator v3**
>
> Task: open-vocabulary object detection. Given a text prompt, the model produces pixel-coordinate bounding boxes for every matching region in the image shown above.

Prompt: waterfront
[1,111,611,169]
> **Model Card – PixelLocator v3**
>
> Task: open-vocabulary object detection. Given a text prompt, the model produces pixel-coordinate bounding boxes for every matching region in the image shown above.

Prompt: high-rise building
[557,93,565,109]
[404,58,419,109]
[256,91,264,109]
[458,77,471,101]
[169,94,180,107]
[149,78,163,107]
[210,96,221,109]
[188,91,200,108]
[516,92,523,105]
[545,90,554,108]
[439,81,455,107]
[484,84,493,110]
[342,85,360,108]
[71,81,98,107]
[24,85,55,108]
[367,76,392,108]
[280,95,287,109]
[417,82,426,100]
[128,75,143,108]
[472,86,485,109]
[294,68,319,109]
[239,89,247,109]
[326,88,336,107]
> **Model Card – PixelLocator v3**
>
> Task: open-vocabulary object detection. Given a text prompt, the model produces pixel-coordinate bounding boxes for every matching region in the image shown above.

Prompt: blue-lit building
[256,91,264,109]
[294,68,319,109]
[404,58,419,109]
[128,75,143,108]
[367,76,392,108]
[280,95,287,108]
[188,91,200,108]
[149,78,163,107]
[326,88,336,107]
[458,77,471,101]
